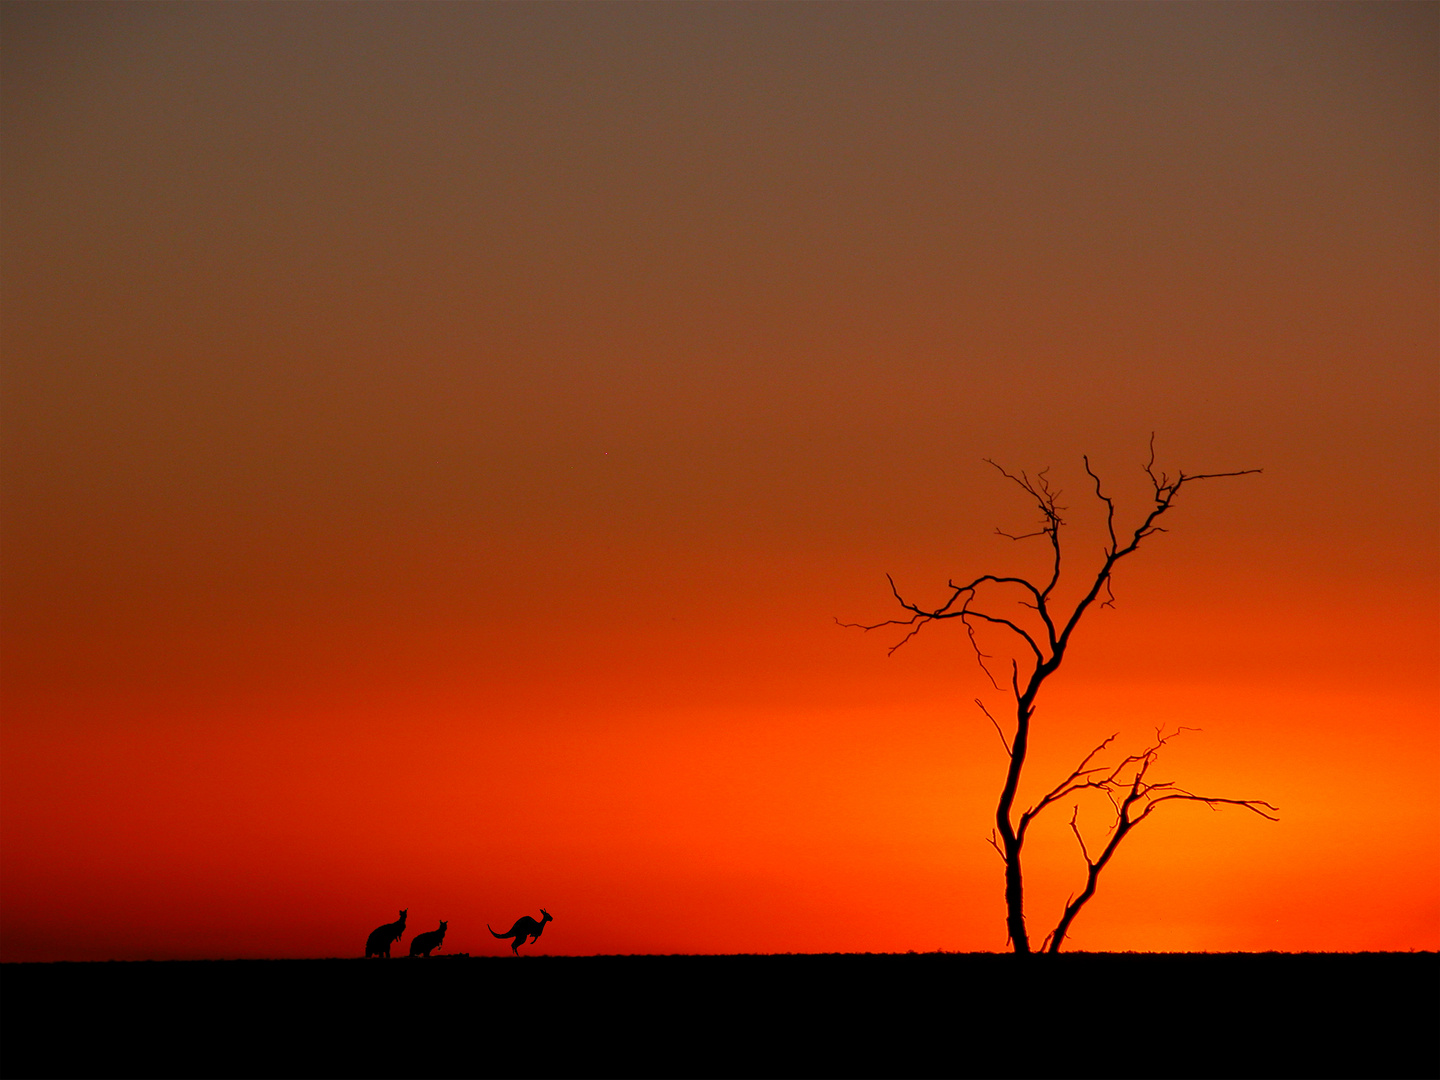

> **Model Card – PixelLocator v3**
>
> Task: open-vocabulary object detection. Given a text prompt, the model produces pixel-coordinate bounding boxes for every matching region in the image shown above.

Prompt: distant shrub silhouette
[488,909,552,954]
[408,920,448,957]
[365,909,407,958]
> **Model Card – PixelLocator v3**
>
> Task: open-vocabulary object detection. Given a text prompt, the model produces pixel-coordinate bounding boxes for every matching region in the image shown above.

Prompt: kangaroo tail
[488,924,509,938]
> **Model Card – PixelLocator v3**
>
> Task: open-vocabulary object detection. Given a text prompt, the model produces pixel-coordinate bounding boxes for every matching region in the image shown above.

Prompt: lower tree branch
[1043,728,1279,953]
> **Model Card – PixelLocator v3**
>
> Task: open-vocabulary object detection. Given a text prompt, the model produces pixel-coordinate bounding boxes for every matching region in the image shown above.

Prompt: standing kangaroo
[488,909,552,954]
[365,909,408,958]
[408,920,447,957]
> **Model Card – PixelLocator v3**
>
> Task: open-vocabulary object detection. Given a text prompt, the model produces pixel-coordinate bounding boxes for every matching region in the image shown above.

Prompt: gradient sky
[2,3,1435,961]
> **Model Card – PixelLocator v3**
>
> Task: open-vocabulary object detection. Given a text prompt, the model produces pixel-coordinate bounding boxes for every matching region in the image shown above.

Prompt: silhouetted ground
[2,952,1435,1078]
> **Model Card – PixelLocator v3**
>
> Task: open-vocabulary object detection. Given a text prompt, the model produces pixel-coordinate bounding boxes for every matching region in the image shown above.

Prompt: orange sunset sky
[2,3,1436,961]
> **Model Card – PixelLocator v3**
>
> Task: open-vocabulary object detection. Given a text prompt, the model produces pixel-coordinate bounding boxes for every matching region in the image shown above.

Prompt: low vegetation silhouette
[489,909,553,954]
[408,920,448,957]
[364,909,407,958]
[844,438,1277,953]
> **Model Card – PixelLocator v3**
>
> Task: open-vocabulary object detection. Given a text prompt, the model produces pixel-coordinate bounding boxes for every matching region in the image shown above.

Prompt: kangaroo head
[398,909,408,921]
[540,909,552,924]
[437,921,447,932]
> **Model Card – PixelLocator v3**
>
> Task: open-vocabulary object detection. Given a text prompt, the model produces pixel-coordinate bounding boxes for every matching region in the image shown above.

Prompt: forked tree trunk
[845,445,1267,954]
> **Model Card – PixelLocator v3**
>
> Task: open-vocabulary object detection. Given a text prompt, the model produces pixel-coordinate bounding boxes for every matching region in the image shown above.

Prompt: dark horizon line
[5,947,1435,965]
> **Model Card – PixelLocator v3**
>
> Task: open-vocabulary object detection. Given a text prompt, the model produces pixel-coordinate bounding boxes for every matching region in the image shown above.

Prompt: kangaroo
[488,909,552,954]
[365,909,408,958]
[408,920,447,957]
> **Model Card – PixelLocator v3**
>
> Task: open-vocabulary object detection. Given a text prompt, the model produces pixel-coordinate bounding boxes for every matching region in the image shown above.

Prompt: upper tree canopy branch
[1049,453,1262,661]
[1083,455,1118,555]
[836,572,1049,666]
[984,459,1065,603]
[845,439,1260,684]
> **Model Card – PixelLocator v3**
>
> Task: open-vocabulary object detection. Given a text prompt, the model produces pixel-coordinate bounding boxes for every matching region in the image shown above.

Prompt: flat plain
[2,952,1435,1078]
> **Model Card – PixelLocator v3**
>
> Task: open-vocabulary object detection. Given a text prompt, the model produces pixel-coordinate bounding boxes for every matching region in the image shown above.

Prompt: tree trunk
[997,706,1033,953]
[1003,842,1029,953]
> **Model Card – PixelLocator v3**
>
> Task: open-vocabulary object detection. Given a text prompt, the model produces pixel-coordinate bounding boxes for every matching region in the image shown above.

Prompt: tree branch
[985,459,1065,602]
[975,698,1012,758]
[1016,733,1119,841]
[1042,727,1279,952]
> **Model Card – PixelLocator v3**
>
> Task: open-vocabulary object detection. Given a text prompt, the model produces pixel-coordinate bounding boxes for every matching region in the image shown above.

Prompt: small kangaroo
[365,909,407,958]
[408,920,448,957]
[488,909,552,955]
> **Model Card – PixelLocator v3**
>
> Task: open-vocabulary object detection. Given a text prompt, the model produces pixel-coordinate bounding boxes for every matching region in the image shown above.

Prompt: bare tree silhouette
[842,438,1277,954]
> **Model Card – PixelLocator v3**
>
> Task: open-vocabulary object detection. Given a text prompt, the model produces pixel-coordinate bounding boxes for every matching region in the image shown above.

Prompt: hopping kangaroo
[408,920,447,957]
[488,909,552,954]
[365,909,408,958]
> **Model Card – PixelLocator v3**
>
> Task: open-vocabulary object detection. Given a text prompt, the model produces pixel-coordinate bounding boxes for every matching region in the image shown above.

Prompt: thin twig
[975,698,1012,757]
